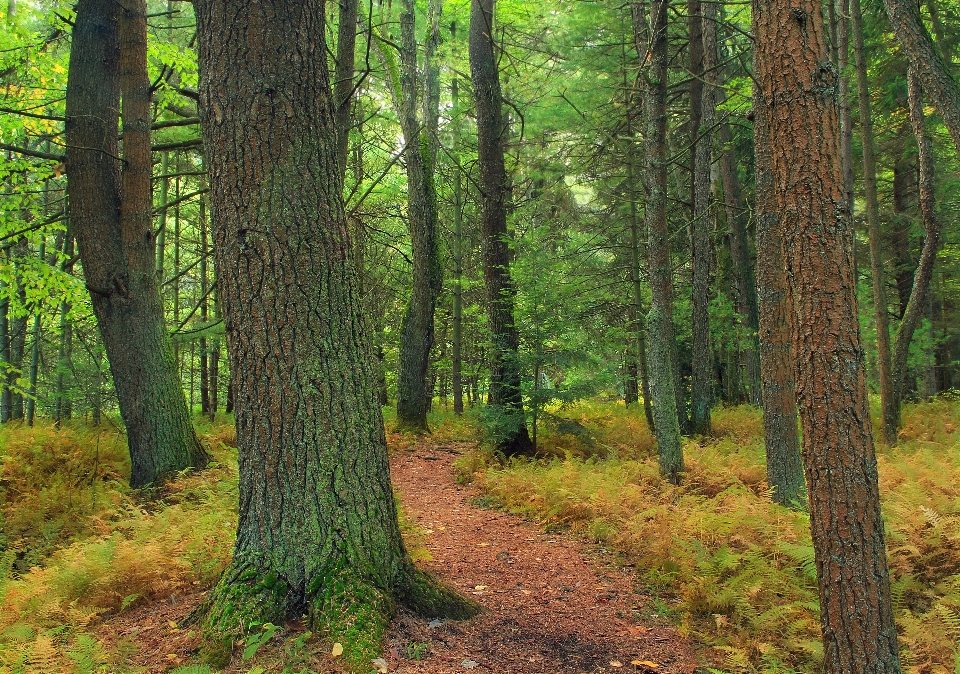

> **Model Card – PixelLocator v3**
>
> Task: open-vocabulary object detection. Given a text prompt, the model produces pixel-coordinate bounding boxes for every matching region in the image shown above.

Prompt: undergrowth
[457,398,960,674]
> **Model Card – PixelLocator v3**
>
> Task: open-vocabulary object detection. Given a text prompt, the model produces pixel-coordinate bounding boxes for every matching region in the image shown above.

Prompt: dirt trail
[385,440,697,674]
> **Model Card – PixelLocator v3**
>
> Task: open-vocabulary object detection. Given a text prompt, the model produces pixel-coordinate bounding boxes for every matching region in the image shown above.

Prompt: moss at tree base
[200,561,480,671]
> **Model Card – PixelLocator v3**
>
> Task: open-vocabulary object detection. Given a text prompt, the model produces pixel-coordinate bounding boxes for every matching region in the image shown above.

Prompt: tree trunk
[470,0,533,456]
[199,196,210,417]
[718,120,761,407]
[451,64,464,416]
[334,0,358,179]
[635,0,684,483]
[690,0,717,435]
[752,0,903,666]
[25,239,42,427]
[193,0,476,664]
[852,0,897,445]
[891,69,943,421]
[753,91,805,508]
[54,234,73,427]
[66,0,207,487]
[396,0,443,434]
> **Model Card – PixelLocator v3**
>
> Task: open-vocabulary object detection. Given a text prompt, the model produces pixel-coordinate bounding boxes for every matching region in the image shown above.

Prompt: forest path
[385,439,698,674]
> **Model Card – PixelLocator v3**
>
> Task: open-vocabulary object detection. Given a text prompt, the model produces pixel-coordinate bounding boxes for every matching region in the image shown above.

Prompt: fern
[66,634,106,674]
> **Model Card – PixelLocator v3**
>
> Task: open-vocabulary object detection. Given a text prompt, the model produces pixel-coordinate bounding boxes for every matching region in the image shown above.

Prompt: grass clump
[459,398,960,673]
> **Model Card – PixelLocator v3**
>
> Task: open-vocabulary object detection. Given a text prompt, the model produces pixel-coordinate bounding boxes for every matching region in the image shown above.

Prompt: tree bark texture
[66,0,207,487]
[636,0,684,483]
[470,0,533,456]
[396,0,443,433]
[690,0,717,435]
[752,0,902,668]
[852,0,897,445]
[753,92,805,508]
[194,0,475,661]
[892,69,943,421]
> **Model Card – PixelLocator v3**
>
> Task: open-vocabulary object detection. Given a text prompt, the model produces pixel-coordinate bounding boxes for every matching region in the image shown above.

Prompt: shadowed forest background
[0,0,959,672]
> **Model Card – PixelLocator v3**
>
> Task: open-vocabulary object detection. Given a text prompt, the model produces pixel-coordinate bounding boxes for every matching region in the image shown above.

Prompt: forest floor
[92,437,698,674]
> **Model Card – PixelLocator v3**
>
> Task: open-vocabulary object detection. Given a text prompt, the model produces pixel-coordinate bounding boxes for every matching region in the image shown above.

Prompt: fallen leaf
[168,621,178,629]
[477,542,490,547]
[626,626,648,635]
[166,654,178,660]
[332,642,344,657]
[371,657,389,673]
[632,661,660,669]
[474,585,487,591]
[461,660,478,669]
[610,660,623,668]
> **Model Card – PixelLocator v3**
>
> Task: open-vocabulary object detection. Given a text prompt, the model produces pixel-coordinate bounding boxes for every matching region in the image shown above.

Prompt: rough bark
[690,0,717,435]
[193,0,477,665]
[66,0,207,486]
[891,69,943,423]
[635,0,684,483]
[753,92,805,508]
[852,0,897,445]
[470,0,533,456]
[396,0,443,433]
[752,0,902,667]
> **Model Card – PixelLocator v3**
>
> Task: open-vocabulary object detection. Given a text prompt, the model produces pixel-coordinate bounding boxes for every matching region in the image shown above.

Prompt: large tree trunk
[753,92,805,508]
[891,70,943,419]
[470,0,533,456]
[852,0,897,445]
[690,0,717,435]
[753,0,902,667]
[66,0,207,487]
[193,0,476,665]
[635,0,684,483]
[396,0,443,433]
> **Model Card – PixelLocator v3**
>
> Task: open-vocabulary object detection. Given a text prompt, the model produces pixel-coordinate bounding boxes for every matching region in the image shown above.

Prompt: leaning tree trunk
[470,0,533,456]
[753,0,902,667]
[396,0,443,433]
[193,0,476,666]
[753,91,805,508]
[66,0,207,487]
[891,69,943,419]
[634,0,684,483]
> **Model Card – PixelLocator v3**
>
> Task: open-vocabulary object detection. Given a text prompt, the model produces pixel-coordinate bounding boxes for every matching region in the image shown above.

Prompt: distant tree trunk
[835,0,855,231]
[156,152,169,281]
[852,0,897,445]
[891,149,915,320]
[199,196,210,417]
[66,0,207,486]
[470,0,533,456]
[396,0,443,433]
[690,0,717,435]
[25,237,43,427]
[194,0,476,660]
[718,120,761,407]
[0,260,10,423]
[54,233,74,427]
[753,0,903,666]
[451,64,465,416]
[635,0,683,483]
[753,92,805,508]
[210,286,220,421]
[891,69,943,420]
[334,0,358,178]
[8,237,28,420]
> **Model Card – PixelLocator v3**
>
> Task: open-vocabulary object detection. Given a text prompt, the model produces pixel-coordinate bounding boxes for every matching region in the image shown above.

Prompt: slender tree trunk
[334,0,358,178]
[66,0,207,487]
[54,233,73,426]
[451,65,464,416]
[0,260,10,423]
[753,0,902,666]
[25,236,44,427]
[690,0,717,435]
[852,0,897,445]
[8,237,28,420]
[199,196,209,417]
[718,120,761,406]
[396,0,443,433]
[194,1,476,662]
[891,69,943,421]
[156,152,169,281]
[470,0,533,456]
[836,0,855,234]
[635,0,684,483]
[210,286,220,421]
[753,92,805,508]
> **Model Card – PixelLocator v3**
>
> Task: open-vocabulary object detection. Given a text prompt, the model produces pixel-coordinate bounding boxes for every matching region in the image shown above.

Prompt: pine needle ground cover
[458,399,960,674]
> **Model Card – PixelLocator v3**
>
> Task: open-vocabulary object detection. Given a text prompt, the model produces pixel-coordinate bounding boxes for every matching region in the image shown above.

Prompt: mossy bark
[193,1,478,668]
